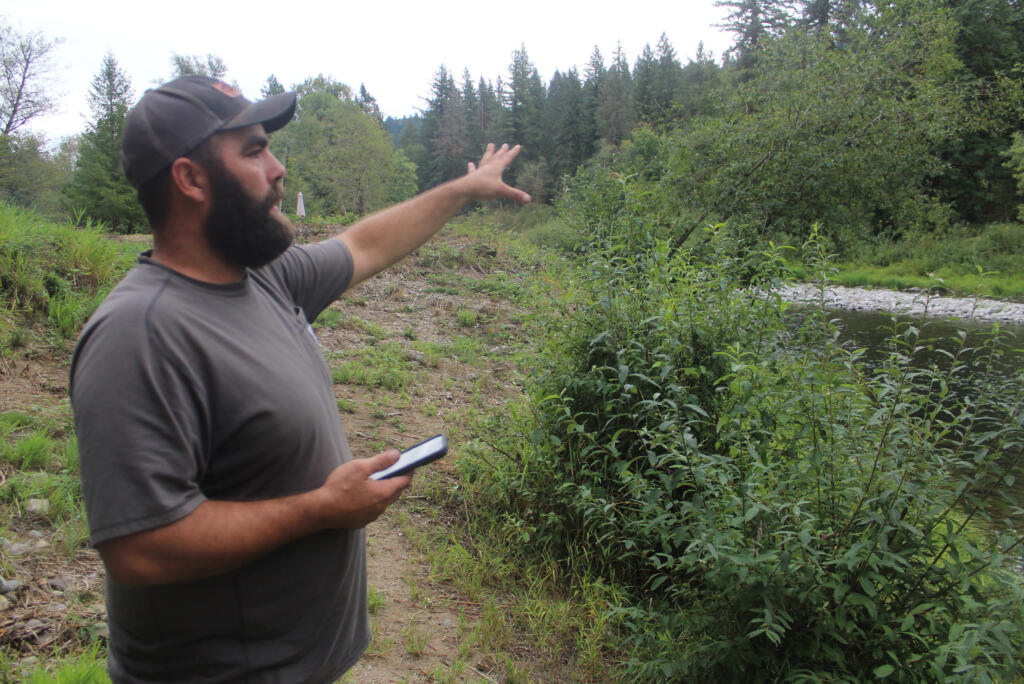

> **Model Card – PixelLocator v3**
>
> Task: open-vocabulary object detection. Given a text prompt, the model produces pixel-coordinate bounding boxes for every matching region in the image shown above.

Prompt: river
[786,291,1024,562]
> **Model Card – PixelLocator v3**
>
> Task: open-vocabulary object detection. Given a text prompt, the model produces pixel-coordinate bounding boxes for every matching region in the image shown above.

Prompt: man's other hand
[317,451,412,529]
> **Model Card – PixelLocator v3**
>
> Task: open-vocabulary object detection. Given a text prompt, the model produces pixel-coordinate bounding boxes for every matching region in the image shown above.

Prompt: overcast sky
[4,1,734,143]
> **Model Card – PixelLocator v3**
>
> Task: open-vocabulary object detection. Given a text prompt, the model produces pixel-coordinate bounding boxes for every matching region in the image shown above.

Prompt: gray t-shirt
[70,239,368,683]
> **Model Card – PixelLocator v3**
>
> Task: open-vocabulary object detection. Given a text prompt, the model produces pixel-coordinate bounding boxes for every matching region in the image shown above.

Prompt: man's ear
[169,157,210,205]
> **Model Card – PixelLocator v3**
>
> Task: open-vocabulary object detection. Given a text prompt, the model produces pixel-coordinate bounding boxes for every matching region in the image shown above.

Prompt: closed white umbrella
[296,192,306,219]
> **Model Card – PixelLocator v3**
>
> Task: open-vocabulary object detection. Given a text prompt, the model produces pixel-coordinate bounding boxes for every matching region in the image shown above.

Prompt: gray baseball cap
[121,75,296,189]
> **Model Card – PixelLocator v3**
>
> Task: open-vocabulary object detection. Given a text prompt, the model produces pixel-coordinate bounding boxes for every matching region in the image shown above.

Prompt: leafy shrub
[473,223,1024,680]
[1008,132,1024,222]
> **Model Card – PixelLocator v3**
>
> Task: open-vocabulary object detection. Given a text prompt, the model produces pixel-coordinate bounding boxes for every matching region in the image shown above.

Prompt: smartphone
[370,434,448,480]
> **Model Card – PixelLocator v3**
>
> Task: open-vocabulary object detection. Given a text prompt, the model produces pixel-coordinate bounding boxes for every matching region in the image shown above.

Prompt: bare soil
[0,228,561,682]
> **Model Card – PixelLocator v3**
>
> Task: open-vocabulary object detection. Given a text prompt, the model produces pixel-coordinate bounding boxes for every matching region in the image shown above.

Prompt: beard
[202,160,295,269]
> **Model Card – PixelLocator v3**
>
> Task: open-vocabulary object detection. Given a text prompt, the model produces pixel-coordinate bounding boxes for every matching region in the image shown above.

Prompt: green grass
[0,203,138,344]
[455,308,479,328]
[367,584,385,615]
[313,307,343,330]
[397,463,617,678]
[334,311,388,339]
[0,407,91,556]
[402,621,429,657]
[330,341,414,390]
[809,222,1024,299]
[26,648,109,683]
[409,336,488,368]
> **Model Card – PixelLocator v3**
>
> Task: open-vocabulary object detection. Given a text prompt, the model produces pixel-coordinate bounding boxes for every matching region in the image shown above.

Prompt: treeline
[394,0,1024,248]
[392,35,718,203]
[3,0,1024,244]
[0,28,416,232]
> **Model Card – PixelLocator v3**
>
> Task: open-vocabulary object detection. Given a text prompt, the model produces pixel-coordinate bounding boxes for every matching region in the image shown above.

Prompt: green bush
[473,224,1024,680]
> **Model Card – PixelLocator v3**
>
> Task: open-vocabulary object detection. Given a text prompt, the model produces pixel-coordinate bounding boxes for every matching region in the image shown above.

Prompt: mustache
[267,182,285,208]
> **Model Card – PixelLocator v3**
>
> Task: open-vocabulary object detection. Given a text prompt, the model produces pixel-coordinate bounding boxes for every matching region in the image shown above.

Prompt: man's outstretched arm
[96,451,410,586]
[337,143,531,286]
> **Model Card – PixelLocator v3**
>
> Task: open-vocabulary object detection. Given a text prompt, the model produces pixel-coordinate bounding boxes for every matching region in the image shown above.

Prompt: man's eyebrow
[243,132,269,151]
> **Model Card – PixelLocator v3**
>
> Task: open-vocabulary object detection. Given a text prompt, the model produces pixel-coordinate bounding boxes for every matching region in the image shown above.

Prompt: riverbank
[778,282,1024,325]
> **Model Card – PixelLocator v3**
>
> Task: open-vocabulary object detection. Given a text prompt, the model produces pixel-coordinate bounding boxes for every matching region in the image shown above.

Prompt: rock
[6,543,30,556]
[775,283,1024,324]
[0,578,22,594]
[28,529,44,538]
[46,577,71,593]
[23,618,49,635]
[26,498,49,515]
[0,595,10,611]
[442,618,453,628]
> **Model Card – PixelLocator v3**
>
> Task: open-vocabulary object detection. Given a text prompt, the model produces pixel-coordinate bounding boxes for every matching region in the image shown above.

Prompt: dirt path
[0,229,551,682]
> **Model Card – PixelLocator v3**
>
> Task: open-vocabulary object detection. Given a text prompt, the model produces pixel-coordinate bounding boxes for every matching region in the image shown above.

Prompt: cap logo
[212,81,241,98]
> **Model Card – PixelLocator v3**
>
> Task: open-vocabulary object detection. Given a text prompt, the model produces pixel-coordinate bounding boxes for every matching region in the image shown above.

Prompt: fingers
[512,188,532,204]
[365,450,412,494]
[362,449,400,475]
[479,142,496,164]
[463,143,530,203]
[475,143,517,170]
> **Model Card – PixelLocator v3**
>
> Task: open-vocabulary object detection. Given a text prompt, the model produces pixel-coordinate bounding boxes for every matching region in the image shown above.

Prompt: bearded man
[70,75,530,683]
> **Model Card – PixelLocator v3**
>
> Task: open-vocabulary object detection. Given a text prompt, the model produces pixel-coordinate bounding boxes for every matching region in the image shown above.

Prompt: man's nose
[268,152,286,181]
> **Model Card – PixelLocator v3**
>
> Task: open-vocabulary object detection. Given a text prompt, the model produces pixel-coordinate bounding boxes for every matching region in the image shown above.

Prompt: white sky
[3,1,734,143]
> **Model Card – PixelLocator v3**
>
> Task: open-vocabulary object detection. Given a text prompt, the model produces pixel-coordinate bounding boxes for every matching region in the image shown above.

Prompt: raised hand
[463,143,532,204]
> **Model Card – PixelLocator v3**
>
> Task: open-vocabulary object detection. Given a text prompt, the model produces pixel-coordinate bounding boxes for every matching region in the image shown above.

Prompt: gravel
[776,284,1024,324]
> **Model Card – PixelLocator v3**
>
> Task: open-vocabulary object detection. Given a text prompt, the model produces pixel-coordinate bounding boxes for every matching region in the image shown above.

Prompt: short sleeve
[259,239,353,322]
[71,303,209,546]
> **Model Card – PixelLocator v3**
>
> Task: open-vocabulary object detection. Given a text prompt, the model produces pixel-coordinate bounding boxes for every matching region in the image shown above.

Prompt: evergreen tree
[461,70,483,153]
[597,43,634,145]
[581,46,606,157]
[356,83,382,121]
[633,44,660,125]
[488,76,516,145]
[545,68,587,181]
[66,52,144,231]
[717,0,794,69]
[475,76,497,143]
[261,74,285,98]
[798,0,865,44]
[654,33,684,121]
[419,66,468,187]
[507,45,546,162]
[677,42,722,120]
[170,53,229,79]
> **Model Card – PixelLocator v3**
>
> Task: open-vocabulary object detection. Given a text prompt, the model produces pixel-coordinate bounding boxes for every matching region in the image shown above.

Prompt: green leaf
[873,664,895,678]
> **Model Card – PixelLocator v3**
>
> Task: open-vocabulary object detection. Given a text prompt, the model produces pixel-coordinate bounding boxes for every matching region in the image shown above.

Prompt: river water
[814,306,1024,555]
